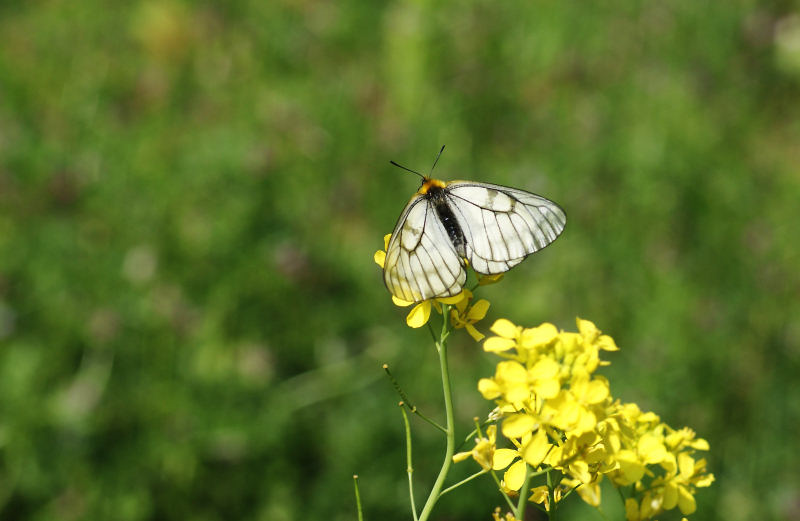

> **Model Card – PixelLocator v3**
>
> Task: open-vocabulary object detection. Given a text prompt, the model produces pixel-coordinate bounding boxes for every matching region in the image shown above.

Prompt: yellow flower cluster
[458,318,714,520]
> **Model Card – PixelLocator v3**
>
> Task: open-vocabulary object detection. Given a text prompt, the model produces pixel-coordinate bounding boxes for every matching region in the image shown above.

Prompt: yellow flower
[665,426,710,452]
[529,481,567,511]
[449,289,491,341]
[562,475,602,507]
[373,233,391,269]
[528,357,561,399]
[480,426,553,493]
[646,451,714,516]
[483,319,522,354]
[397,292,469,329]
[453,425,497,471]
[520,322,559,351]
[454,427,529,492]
[482,319,560,364]
[491,507,520,521]
[540,389,597,434]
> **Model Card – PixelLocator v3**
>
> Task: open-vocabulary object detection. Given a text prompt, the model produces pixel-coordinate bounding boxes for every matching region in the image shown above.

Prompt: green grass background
[1,1,799,520]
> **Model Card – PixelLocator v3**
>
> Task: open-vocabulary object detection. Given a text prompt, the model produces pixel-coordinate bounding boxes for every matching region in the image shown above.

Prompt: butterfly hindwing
[383,196,467,302]
[443,182,566,275]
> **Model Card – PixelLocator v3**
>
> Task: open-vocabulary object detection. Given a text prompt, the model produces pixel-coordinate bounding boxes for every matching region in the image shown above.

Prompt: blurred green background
[1,1,799,520]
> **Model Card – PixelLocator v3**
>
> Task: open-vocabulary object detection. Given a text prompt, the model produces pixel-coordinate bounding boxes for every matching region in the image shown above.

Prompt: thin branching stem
[405,405,447,434]
[400,405,419,521]
[384,365,447,433]
[353,475,363,521]
[547,469,558,521]
[439,469,489,497]
[417,304,456,521]
[488,466,517,512]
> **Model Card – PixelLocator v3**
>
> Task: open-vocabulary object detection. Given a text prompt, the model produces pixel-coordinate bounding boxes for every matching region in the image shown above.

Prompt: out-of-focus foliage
[0,1,798,520]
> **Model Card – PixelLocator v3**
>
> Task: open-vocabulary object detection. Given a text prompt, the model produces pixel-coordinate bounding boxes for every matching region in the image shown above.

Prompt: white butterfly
[383,148,566,303]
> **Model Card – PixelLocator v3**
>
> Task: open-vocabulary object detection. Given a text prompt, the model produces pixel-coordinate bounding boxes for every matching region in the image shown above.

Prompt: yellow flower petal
[574,481,601,507]
[502,413,536,439]
[484,337,517,353]
[505,384,530,403]
[504,460,527,491]
[406,302,431,328]
[521,429,550,467]
[467,299,490,321]
[521,323,558,348]
[496,360,527,381]
[530,485,549,505]
[392,296,414,307]
[374,250,386,268]
[574,408,597,434]
[638,433,667,464]
[615,450,646,483]
[662,481,679,510]
[478,378,501,399]
[383,233,391,250]
[490,318,519,338]
[492,448,518,470]
[452,451,472,463]
[678,452,695,479]
[438,290,469,305]
[576,318,602,345]
[465,323,485,342]
[694,472,715,487]
[596,334,619,351]
[533,378,560,399]
[529,357,559,379]
[583,379,609,404]
[543,391,580,430]
[677,485,697,515]
[478,273,504,285]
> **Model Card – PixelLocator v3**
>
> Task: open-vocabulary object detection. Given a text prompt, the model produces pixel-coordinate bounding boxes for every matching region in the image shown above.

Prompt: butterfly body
[383,173,566,303]
[423,182,468,257]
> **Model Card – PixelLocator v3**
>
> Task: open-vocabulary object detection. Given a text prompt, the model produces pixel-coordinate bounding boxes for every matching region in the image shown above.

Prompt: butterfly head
[418,177,447,196]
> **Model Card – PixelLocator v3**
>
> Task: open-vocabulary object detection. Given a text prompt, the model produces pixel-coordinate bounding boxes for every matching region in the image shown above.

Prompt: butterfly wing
[443,181,566,275]
[383,195,467,302]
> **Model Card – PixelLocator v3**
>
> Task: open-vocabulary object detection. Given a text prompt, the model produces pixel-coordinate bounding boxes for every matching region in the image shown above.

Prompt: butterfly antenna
[389,160,426,180]
[429,145,445,176]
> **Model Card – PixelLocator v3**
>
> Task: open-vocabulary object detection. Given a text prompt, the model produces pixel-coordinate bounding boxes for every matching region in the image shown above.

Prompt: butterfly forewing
[383,196,467,302]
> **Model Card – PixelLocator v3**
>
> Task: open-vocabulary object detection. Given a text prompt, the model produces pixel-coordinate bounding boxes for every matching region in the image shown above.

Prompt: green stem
[438,469,488,497]
[488,468,517,513]
[400,406,419,521]
[383,366,447,433]
[418,304,455,521]
[353,475,363,521]
[516,465,533,519]
[406,405,447,434]
[615,484,627,506]
[547,469,557,521]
